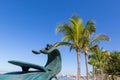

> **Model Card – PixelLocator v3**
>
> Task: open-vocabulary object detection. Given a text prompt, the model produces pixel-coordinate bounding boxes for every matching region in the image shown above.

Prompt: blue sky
[0,0,120,76]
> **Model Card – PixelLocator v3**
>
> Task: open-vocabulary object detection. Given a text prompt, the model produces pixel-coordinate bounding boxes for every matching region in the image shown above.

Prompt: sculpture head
[32,44,56,55]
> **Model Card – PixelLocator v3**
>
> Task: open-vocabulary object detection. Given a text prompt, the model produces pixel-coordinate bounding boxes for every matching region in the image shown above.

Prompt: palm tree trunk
[85,51,89,80]
[93,65,95,80]
[111,75,114,80]
[99,61,103,80]
[76,49,81,80]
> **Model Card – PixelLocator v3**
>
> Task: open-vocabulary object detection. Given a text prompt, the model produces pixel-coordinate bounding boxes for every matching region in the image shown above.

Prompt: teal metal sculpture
[0,44,62,80]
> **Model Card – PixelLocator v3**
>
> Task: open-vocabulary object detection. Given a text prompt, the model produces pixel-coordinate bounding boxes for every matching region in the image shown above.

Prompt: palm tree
[89,54,98,80]
[81,20,110,80]
[90,45,110,80]
[81,20,95,80]
[54,15,84,80]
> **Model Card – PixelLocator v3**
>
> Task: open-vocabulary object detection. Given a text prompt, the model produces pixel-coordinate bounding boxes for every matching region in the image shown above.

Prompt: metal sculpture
[0,44,62,80]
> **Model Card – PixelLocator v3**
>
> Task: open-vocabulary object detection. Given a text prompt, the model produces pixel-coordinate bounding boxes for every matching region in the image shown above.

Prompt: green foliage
[55,15,110,80]
[85,20,96,35]
[91,34,110,45]
[89,45,110,75]
[55,15,86,80]
[105,51,120,75]
[56,15,85,50]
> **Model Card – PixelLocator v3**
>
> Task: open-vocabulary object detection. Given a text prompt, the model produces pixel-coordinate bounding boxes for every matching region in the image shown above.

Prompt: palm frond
[91,34,110,45]
[56,24,73,36]
[53,42,72,47]
[90,45,100,57]
[70,44,76,51]
[70,15,84,43]
[85,20,96,35]
[62,35,73,42]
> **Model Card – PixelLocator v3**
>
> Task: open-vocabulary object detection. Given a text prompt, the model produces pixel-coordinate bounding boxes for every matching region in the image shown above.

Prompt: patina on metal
[0,44,62,80]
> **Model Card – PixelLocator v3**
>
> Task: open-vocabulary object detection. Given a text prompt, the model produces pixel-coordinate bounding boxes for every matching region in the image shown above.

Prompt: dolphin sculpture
[0,44,62,80]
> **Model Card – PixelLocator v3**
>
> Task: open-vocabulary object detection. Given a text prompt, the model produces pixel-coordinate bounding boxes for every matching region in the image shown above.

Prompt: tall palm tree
[81,20,96,80]
[81,20,110,80]
[54,15,84,80]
